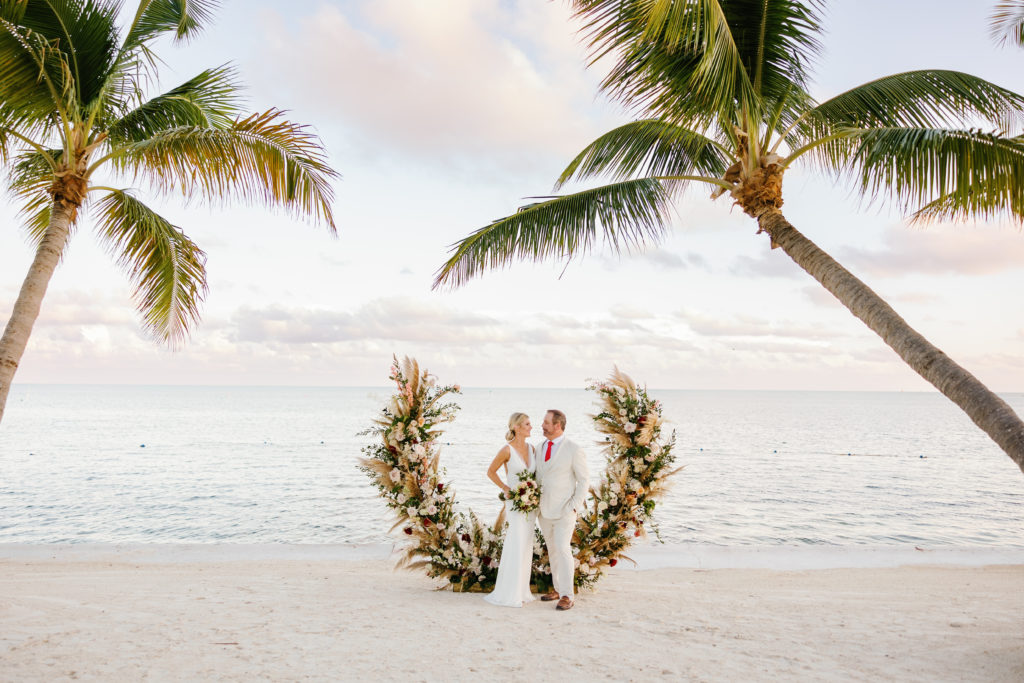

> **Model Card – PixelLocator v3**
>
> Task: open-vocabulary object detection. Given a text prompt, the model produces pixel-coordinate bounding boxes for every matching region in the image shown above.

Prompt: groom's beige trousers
[538,511,577,598]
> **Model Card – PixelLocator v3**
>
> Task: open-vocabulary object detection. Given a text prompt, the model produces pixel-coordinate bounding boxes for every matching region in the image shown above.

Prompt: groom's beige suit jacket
[534,438,590,520]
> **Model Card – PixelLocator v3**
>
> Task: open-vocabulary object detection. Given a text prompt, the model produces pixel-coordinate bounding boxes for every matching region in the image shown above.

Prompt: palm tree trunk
[758,208,1024,474]
[0,200,75,424]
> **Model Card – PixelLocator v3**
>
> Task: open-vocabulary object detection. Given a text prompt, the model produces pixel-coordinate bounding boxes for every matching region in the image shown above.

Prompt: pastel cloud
[674,308,843,341]
[838,227,1024,277]
[253,0,609,170]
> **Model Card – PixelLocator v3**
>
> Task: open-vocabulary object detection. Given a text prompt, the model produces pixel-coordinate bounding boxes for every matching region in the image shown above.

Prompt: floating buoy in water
[140,444,145,448]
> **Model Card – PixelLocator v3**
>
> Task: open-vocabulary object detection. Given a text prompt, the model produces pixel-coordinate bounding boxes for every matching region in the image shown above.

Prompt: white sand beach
[2,546,1023,682]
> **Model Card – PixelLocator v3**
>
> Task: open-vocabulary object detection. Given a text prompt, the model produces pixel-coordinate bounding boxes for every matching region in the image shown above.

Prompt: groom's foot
[556,596,574,611]
[541,590,559,601]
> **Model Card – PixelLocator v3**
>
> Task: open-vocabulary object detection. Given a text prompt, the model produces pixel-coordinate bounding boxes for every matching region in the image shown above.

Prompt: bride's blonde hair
[505,412,529,442]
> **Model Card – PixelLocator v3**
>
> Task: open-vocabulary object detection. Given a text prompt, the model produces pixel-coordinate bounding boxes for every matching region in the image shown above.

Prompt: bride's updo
[505,412,529,442]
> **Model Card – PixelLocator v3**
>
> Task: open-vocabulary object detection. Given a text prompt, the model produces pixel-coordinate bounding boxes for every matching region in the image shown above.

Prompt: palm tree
[0,0,338,423]
[434,0,1024,475]
[992,1,1024,46]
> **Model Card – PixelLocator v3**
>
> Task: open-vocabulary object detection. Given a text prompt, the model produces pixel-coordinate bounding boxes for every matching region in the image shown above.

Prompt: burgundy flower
[387,446,397,454]
[437,483,445,493]
[422,518,433,527]
[403,527,413,535]
[482,556,492,566]
[527,481,534,488]
[461,534,471,542]
[609,558,618,567]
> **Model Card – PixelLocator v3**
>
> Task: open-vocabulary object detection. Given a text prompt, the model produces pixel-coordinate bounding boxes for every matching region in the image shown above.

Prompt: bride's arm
[486,446,512,493]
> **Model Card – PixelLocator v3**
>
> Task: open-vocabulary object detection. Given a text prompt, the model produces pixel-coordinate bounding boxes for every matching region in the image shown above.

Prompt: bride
[483,412,537,607]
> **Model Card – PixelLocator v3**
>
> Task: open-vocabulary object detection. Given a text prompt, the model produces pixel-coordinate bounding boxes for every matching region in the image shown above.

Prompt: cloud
[674,308,843,341]
[838,228,1024,277]
[731,251,805,279]
[230,298,501,344]
[254,0,609,171]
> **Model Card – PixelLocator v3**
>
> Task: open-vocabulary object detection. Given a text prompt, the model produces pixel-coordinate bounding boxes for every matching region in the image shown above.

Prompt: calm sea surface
[1,385,1022,547]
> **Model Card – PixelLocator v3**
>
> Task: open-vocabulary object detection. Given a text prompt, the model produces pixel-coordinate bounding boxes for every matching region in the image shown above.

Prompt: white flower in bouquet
[426,504,438,516]
[609,496,618,506]
[609,481,621,493]
[413,443,426,457]
[624,422,637,433]
[436,522,446,531]
[389,468,401,483]
[628,478,641,491]
[406,506,418,518]
[397,493,408,504]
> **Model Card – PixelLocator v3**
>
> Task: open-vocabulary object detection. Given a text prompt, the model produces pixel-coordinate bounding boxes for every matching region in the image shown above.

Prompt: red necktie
[545,441,553,462]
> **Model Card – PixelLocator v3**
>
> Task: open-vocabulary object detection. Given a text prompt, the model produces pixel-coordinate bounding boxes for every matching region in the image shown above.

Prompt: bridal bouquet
[503,470,541,514]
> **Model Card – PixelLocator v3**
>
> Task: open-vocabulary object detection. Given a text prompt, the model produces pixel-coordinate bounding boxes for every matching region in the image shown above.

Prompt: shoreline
[2,553,1022,681]
[3,542,1024,569]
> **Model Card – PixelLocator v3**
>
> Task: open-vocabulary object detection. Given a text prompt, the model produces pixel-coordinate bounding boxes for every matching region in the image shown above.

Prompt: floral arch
[359,356,682,592]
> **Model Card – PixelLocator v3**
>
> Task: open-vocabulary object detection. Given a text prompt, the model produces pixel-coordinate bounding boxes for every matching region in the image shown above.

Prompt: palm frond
[842,127,1024,221]
[0,16,74,124]
[573,0,823,127]
[12,0,121,110]
[106,108,337,231]
[555,119,729,189]
[433,178,670,290]
[107,65,244,145]
[93,189,208,345]
[124,0,221,47]
[805,71,1024,140]
[6,146,60,246]
[991,1,1024,47]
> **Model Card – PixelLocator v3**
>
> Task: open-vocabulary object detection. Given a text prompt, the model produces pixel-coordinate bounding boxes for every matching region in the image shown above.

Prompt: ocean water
[1,385,1022,548]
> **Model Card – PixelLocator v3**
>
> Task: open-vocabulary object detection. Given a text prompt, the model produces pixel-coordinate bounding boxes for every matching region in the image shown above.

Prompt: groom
[535,409,590,611]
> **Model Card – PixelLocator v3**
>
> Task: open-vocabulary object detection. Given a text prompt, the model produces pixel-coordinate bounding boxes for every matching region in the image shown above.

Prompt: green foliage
[990,1,1024,48]
[0,0,338,346]
[94,189,207,345]
[435,0,1024,290]
[434,178,669,289]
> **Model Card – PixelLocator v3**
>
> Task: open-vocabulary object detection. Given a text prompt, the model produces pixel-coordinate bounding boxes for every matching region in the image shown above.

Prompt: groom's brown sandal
[541,590,559,601]
[556,596,574,611]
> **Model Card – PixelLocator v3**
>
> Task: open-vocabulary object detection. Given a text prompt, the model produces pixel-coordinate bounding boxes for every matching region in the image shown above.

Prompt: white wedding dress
[483,443,537,607]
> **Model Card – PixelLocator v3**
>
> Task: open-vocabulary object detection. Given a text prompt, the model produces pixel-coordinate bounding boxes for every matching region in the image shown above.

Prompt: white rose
[624,422,637,433]
[397,493,408,504]
[389,468,401,483]
[597,501,608,512]
[406,506,418,517]
[436,523,445,531]
[426,504,438,515]
[413,443,426,457]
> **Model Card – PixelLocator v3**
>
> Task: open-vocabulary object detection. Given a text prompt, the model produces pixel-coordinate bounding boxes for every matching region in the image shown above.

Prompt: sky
[1,0,1023,391]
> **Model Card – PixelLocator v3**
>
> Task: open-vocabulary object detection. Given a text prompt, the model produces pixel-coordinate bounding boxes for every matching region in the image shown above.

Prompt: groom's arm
[570,445,590,513]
